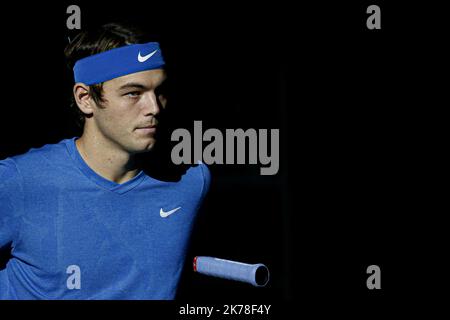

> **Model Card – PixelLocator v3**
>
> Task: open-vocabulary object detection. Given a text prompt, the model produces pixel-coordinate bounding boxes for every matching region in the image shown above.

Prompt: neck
[75,127,140,184]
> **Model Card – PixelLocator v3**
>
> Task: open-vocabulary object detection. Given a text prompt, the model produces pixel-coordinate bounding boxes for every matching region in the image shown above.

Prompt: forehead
[104,69,167,89]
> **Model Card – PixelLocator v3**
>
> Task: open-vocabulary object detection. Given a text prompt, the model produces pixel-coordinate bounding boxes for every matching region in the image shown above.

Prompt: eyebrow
[118,75,168,92]
[118,83,150,91]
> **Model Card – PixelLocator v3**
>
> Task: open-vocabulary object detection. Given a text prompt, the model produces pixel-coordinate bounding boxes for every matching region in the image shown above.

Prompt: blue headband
[73,42,165,85]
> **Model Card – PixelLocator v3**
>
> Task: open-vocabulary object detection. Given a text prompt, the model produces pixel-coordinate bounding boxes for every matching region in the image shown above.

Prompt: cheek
[97,102,133,130]
[116,97,137,114]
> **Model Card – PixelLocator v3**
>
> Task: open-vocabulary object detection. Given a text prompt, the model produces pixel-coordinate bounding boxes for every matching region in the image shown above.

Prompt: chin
[130,139,157,154]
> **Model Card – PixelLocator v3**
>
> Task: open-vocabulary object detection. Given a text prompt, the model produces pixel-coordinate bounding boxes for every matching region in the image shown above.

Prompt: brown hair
[64,23,149,128]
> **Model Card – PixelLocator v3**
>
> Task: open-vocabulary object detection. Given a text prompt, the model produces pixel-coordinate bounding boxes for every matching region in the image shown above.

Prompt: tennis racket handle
[193,256,270,287]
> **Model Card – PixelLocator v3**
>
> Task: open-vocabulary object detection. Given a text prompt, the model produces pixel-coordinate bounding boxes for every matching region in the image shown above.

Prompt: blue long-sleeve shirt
[0,137,210,299]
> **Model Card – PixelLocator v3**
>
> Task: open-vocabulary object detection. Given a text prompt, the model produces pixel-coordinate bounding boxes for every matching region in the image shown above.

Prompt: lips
[136,124,157,134]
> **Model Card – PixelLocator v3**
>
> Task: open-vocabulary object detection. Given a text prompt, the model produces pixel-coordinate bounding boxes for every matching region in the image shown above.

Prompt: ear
[73,83,94,116]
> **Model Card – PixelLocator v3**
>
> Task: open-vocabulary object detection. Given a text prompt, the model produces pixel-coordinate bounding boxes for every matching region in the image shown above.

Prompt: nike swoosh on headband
[138,49,158,63]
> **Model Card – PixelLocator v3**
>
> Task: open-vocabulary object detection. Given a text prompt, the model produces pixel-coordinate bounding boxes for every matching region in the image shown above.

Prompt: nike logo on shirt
[160,207,181,218]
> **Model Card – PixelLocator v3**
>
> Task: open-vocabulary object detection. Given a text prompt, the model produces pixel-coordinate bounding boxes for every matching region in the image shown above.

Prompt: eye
[125,91,141,97]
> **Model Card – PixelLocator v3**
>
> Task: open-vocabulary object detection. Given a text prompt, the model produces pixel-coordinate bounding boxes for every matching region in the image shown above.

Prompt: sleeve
[0,158,24,251]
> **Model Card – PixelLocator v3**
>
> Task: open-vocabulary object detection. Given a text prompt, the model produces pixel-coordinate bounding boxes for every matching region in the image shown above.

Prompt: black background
[0,0,445,317]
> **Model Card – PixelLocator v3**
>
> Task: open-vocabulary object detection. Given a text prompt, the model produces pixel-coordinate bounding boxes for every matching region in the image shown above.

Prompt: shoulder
[191,161,210,181]
[0,157,24,221]
[0,157,21,185]
[198,162,211,188]
[0,158,25,249]
[6,138,75,174]
[185,162,211,199]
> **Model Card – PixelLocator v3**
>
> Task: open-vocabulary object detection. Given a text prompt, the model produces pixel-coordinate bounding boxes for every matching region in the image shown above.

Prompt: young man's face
[89,69,167,154]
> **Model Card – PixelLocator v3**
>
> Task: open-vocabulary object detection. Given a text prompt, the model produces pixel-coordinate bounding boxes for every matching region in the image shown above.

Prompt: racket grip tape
[193,256,269,287]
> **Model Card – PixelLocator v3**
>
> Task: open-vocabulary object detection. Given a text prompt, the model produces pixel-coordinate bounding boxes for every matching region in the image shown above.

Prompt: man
[0,23,210,299]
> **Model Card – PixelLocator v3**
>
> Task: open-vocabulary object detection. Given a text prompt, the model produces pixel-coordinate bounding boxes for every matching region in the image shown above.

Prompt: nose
[142,91,160,116]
